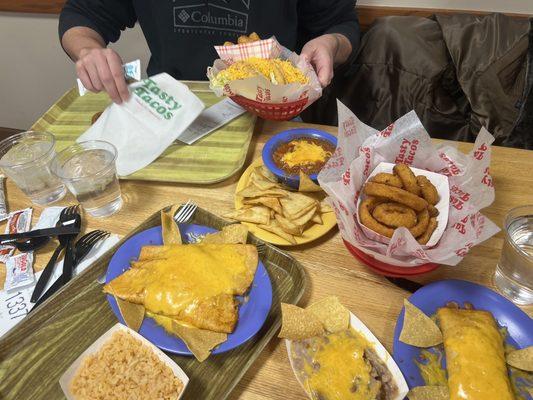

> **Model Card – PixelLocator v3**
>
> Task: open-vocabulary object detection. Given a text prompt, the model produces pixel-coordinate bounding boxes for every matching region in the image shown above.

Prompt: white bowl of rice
[60,323,188,400]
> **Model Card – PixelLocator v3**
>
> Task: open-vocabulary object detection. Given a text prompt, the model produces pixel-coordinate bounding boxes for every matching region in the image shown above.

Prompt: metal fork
[174,200,197,223]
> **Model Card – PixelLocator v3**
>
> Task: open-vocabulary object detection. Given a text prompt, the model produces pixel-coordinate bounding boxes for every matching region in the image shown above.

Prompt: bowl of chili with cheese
[262,128,337,189]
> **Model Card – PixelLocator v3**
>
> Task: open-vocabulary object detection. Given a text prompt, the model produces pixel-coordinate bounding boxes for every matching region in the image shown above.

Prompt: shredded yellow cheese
[214,57,308,86]
[281,141,332,168]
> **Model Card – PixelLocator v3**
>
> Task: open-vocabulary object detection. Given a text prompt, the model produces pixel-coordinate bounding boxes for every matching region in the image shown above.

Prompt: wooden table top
[2,119,532,400]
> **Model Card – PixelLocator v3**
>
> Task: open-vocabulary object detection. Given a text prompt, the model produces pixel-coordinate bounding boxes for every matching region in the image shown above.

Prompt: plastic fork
[74,230,111,264]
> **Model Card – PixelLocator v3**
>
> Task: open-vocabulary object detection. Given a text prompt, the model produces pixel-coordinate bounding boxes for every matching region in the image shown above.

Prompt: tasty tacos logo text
[133,78,182,120]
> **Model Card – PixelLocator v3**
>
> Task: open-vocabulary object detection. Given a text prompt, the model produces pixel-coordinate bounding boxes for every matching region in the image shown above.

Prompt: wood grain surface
[0,119,532,399]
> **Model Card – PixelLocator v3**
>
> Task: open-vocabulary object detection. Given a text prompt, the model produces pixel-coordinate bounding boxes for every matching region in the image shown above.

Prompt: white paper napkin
[78,73,205,176]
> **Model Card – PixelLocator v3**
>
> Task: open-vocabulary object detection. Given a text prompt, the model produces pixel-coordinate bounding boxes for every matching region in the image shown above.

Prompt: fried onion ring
[364,182,428,211]
[393,164,421,195]
[408,209,430,237]
[371,173,403,188]
[428,204,439,217]
[372,203,417,228]
[416,175,439,205]
[417,217,438,245]
[359,197,394,237]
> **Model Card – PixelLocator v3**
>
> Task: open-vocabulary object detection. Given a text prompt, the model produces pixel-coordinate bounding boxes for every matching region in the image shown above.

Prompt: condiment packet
[77,73,205,176]
[0,208,33,263]
[0,176,8,221]
[318,101,500,267]
[4,252,34,292]
[77,59,141,96]
[207,37,322,110]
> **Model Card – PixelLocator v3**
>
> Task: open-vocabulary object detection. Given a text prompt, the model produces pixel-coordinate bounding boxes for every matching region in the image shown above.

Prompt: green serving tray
[0,206,306,400]
[31,81,257,184]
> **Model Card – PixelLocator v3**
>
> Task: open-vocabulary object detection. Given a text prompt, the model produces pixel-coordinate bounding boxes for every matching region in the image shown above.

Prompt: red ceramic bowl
[343,240,439,277]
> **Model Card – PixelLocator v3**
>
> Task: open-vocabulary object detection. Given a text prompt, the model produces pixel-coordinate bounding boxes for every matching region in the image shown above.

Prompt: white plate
[356,162,450,247]
[285,312,409,400]
[59,323,189,400]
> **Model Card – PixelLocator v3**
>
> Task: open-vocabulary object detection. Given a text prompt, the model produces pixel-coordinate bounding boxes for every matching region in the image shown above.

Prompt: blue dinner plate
[393,279,533,395]
[105,224,273,355]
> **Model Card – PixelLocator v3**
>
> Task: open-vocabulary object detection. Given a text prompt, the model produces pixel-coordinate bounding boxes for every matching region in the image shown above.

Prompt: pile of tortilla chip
[399,299,533,400]
[278,296,350,340]
[226,164,332,244]
[108,205,250,362]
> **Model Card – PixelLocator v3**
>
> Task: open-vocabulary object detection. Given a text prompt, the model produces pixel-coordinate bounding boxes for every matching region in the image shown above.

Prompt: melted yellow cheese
[437,308,515,400]
[140,245,247,316]
[281,141,332,168]
[303,328,380,400]
[415,348,447,386]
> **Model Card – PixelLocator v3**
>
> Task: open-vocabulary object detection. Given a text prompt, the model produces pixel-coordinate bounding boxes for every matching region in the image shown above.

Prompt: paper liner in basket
[207,37,322,109]
[318,101,500,267]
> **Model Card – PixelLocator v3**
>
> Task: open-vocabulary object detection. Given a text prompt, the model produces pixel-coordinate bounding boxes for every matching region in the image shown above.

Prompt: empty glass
[51,140,122,218]
[0,131,66,205]
[494,205,533,305]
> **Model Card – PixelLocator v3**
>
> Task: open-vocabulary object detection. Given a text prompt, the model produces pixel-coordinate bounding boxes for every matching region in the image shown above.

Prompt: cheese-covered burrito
[437,308,515,400]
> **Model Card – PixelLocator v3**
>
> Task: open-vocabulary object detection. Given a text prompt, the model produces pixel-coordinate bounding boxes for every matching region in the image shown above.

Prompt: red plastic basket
[343,240,439,277]
[231,95,308,121]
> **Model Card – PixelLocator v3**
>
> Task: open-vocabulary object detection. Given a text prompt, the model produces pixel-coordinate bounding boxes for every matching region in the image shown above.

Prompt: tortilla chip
[506,346,533,371]
[224,207,270,225]
[298,172,323,192]
[258,221,297,244]
[243,196,283,214]
[280,192,317,219]
[171,321,227,362]
[115,296,145,331]
[400,299,443,347]
[292,206,318,227]
[161,204,182,245]
[278,303,324,340]
[275,214,304,236]
[319,200,333,213]
[252,172,279,190]
[311,213,323,224]
[237,185,287,198]
[407,386,449,400]
[307,296,350,333]
[258,166,278,183]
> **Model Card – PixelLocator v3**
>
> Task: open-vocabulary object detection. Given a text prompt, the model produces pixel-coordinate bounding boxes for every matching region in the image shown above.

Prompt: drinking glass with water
[494,205,533,305]
[0,131,66,205]
[51,140,122,217]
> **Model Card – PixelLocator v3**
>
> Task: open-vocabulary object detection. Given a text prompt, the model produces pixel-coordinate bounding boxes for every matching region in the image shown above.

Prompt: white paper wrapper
[59,323,189,400]
[207,37,322,109]
[286,312,409,400]
[318,101,499,267]
[356,162,450,248]
[78,73,205,176]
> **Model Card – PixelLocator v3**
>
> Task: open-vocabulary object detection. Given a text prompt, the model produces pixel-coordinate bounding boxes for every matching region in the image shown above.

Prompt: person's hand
[76,47,130,104]
[301,34,338,87]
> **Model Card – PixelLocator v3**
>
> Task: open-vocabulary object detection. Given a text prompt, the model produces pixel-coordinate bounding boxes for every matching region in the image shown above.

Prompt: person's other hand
[76,48,129,104]
[301,34,338,87]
